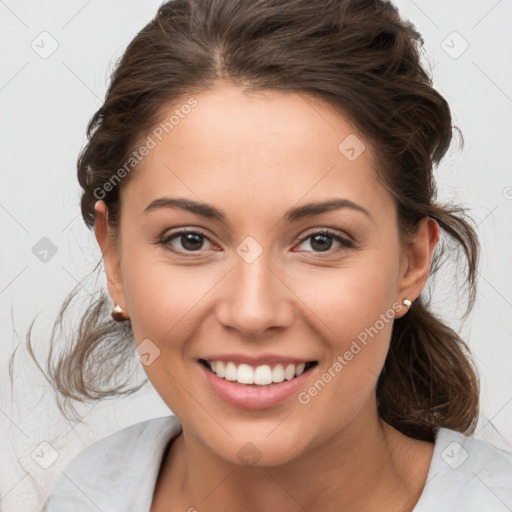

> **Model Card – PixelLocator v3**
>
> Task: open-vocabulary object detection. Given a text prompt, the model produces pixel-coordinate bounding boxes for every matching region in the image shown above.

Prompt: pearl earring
[402,299,412,310]
[111,303,128,322]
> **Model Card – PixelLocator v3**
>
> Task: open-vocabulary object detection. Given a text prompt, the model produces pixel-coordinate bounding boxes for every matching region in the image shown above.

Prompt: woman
[36,0,512,510]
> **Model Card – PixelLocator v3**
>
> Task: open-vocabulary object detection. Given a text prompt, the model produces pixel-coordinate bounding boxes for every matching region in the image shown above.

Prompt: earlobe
[395,216,439,318]
[94,200,127,312]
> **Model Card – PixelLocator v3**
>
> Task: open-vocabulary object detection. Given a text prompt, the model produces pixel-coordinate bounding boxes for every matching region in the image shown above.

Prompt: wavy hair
[11,0,480,441]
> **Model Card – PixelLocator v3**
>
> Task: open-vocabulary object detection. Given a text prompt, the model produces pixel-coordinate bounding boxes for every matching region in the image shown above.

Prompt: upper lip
[199,353,317,366]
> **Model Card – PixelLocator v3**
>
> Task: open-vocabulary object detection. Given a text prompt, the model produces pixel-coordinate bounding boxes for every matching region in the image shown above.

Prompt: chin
[204,427,310,469]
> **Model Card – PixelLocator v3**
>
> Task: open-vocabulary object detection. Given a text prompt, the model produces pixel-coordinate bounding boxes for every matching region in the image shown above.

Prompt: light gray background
[1,1,511,511]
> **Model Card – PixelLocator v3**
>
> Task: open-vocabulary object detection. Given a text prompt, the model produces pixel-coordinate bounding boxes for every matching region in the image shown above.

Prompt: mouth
[198,358,318,386]
[198,357,319,409]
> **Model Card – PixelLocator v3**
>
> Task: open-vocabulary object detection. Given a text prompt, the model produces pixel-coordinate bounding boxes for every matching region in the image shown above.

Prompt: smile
[200,359,318,385]
[198,358,319,409]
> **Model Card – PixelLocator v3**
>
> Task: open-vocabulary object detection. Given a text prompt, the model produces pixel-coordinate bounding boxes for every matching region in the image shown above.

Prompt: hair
[12,0,480,442]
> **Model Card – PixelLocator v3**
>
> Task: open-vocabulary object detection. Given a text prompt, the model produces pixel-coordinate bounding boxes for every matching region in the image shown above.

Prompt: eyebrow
[143,197,372,223]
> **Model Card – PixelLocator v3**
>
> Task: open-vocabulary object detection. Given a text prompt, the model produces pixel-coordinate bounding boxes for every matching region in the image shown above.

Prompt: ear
[94,200,127,313]
[395,216,439,319]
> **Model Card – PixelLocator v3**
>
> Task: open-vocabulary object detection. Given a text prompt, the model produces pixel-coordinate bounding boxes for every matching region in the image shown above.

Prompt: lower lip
[199,362,315,410]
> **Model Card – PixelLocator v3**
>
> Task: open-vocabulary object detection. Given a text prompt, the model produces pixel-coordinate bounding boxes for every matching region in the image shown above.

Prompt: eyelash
[158,228,354,257]
[296,230,354,254]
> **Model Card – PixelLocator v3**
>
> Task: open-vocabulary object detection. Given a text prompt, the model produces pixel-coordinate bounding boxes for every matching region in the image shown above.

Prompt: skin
[94,82,439,512]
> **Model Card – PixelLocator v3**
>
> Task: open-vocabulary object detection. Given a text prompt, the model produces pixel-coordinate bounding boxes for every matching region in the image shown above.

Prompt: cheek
[120,252,215,407]
[291,251,400,343]
[289,251,400,401]
[292,278,397,441]
[121,247,219,347]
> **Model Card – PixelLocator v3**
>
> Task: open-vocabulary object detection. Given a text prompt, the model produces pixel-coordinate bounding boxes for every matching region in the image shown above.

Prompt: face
[96,83,436,467]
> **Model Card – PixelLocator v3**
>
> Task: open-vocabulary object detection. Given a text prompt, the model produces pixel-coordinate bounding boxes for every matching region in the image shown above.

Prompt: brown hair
[12,0,480,441]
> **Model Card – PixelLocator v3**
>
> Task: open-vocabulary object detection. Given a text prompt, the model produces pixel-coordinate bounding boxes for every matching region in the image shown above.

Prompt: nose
[215,253,294,338]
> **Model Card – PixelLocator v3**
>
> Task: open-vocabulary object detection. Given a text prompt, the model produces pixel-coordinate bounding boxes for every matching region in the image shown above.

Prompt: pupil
[180,234,333,252]
[182,233,203,251]
[311,234,332,252]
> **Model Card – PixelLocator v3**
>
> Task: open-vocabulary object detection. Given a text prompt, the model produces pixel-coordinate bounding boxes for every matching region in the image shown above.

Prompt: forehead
[121,84,388,220]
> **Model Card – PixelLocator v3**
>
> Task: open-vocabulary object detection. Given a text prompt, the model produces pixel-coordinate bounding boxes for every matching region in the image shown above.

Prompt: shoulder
[44,415,182,512]
[414,427,512,511]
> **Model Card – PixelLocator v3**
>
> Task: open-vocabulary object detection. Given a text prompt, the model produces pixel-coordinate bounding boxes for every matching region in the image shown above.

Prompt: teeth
[255,365,272,385]
[215,361,225,378]
[271,364,285,383]
[284,363,296,380]
[225,362,237,381]
[237,364,254,384]
[206,360,310,385]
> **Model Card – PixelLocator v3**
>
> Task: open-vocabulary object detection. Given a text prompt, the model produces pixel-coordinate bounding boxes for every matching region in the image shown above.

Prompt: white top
[44,415,512,511]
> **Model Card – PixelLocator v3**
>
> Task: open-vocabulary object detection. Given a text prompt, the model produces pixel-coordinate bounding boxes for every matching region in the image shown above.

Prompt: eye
[294,229,353,254]
[159,229,215,256]
[158,227,354,257]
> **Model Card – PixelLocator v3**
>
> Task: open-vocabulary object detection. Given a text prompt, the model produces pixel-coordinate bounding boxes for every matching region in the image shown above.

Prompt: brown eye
[159,229,214,255]
[295,230,353,254]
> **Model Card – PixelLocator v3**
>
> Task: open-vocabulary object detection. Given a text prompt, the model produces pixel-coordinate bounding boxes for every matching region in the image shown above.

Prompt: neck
[153,397,430,512]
